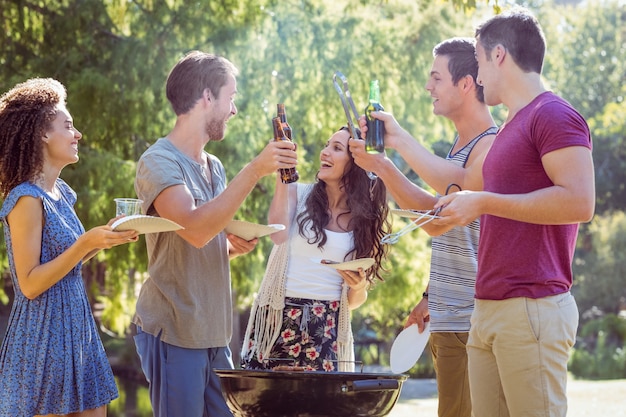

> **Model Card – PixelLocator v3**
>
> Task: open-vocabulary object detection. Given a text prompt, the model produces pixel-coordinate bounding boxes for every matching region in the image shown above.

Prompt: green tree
[221,0,484,341]
[541,1,626,122]
[540,1,626,214]
[590,101,626,214]
[573,211,626,318]
[2,0,624,381]
[538,0,626,318]
[0,0,482,340]
[0,0,274,333]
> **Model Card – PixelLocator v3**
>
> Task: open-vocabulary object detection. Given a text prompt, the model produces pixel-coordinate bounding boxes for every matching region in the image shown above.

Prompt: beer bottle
[276,103,292,141]
[272,116,299,184]
[365,80,385,154]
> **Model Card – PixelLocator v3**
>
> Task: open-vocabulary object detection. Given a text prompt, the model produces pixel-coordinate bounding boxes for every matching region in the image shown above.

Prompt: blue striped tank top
[428,127,497,332]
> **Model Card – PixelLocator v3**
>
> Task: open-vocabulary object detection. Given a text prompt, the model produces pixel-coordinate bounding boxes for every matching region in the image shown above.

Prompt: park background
[0,0,624,415]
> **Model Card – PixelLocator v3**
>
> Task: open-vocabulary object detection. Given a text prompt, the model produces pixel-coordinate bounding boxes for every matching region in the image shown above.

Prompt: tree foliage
[0,0,478,338]
[573,211,626,317]
[589,102,626,214]
[540,0,626,215]
[541,1,625,121]
[0,0,624,374]
[538,1,626,320]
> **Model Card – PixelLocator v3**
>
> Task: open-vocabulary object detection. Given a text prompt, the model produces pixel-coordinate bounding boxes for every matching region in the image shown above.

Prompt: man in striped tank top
[350,37,497,417]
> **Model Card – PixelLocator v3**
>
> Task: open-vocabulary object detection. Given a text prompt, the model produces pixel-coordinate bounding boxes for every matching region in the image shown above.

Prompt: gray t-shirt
[133,138,232,348]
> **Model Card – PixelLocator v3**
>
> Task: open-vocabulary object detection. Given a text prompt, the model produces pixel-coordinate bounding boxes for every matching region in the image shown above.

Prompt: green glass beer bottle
[272,116,299,184]
[365,80,385,154]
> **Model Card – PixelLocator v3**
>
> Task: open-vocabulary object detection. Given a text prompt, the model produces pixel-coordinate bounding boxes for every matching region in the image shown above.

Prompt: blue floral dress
[0,180,118,416]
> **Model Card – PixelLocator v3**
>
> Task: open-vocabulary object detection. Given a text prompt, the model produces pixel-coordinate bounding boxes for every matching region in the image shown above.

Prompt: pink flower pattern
[281,328,296,343]
[287,308,302,320]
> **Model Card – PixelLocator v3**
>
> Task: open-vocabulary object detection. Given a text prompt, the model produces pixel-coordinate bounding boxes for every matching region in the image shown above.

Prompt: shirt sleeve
[135,149,185,216]
[532,98,592,158]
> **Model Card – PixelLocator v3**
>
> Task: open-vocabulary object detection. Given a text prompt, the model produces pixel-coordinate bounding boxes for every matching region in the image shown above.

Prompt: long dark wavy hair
[0,78,66,198]
[296,127,391,283]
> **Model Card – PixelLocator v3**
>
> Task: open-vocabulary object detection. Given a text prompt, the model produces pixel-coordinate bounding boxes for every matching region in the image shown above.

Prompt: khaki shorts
[468,292,579,417]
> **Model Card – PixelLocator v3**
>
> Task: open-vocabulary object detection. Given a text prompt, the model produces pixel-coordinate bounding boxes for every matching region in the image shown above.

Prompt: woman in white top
[242,127,390,372]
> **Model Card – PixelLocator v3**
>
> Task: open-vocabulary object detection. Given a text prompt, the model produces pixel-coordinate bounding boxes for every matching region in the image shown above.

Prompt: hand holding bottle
[347,136,389,176]
[358,110,410,152]
[251,139,298,179]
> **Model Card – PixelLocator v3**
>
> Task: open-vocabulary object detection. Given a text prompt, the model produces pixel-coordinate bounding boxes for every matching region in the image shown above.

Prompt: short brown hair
[165,51,239,116]
[475,7,545,74]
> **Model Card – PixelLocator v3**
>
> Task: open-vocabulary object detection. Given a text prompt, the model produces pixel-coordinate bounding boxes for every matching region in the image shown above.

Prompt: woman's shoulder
[0,182,42,219]
[7,182,42,199]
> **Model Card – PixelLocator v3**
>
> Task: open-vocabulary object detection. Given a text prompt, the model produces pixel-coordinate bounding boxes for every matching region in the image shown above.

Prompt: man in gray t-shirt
[132,51,297,417]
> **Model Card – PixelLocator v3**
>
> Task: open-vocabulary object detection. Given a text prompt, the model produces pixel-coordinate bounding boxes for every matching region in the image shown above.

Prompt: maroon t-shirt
[477,92,592,300]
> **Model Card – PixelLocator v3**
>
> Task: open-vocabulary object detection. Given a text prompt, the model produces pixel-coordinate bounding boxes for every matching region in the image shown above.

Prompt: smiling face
[43,104,82,168]
[206,74,238,141]
[424,54,465,119]
[317,128,352,184]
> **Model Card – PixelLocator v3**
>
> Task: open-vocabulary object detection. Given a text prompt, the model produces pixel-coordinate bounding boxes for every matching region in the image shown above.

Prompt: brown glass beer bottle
[272,116,299,184]
[277,103,292,141]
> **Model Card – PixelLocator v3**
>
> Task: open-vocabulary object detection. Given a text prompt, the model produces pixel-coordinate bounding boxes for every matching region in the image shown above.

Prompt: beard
[206,117,226,141]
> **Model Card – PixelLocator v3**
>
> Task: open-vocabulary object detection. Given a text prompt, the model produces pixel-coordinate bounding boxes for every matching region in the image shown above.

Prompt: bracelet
[422,291,429,298]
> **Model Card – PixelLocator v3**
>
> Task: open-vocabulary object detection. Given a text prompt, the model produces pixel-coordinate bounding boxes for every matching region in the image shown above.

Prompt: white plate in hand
[224,220,286,241]
[112,215,183,234]
[318,258,375,271]
[390,322,430,374]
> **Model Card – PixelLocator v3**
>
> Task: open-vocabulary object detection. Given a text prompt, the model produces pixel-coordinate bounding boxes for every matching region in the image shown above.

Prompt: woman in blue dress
[0,78,139,417]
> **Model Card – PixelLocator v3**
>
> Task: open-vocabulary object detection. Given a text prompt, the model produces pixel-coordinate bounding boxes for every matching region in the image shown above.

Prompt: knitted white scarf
[241,183,355,372]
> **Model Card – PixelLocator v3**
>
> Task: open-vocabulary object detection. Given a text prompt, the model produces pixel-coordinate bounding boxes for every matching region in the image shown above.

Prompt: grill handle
[342,379,400,393]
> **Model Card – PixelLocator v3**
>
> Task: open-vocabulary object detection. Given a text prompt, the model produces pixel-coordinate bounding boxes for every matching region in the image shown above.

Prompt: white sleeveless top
[285,224,353,300]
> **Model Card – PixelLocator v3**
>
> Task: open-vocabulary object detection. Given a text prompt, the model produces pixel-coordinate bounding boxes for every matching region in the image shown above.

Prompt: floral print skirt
[245,297,341,371]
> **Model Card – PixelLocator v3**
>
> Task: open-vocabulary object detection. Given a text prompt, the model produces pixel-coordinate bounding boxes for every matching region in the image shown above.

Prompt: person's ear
[494,44,506,65]
[461,74,475,94]
[203,88,213,103]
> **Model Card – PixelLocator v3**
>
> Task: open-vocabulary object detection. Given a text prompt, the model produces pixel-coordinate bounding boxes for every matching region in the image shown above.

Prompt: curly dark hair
[296,127,391,283]
[0,78,66,198]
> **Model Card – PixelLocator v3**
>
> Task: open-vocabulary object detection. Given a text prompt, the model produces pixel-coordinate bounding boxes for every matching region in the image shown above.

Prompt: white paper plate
[224,220,286,241]
[112,215,183,234]
[319,258,375,271]
[390,322,431,374]
[391,209,441,220]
